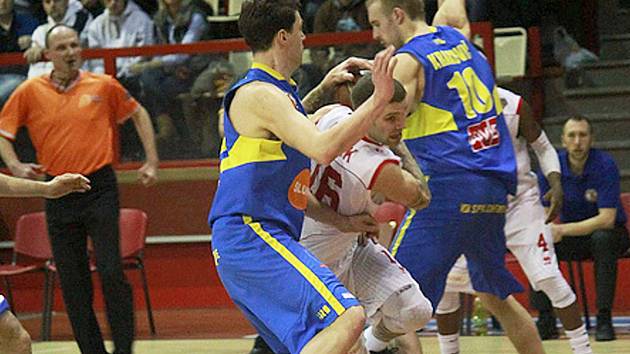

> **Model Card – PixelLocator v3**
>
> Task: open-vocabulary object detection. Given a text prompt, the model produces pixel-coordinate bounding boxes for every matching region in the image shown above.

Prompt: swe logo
[467,116,500,152]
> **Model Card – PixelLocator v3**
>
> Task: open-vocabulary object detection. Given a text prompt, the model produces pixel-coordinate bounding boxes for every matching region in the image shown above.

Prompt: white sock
[565,324,592,354]
[437,333,460,354]
[363,326,388,352]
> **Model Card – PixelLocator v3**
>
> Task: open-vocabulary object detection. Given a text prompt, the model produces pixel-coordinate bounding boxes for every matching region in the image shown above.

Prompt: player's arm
[518,100,562,223]
[129,106,159,186]
[553,209,617,241]
[434,0,471,39]
[306,192,379,234]
[393,53,424,116]
[0,137,44,179]
[240,48,396,165]
[371,163,430,211]
[303,57,372,113]
[0,172,90,198]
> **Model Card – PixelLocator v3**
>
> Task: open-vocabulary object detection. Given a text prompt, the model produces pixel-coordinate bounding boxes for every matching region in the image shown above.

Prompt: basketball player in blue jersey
[0,171,91,354]
[207,1,398,353]
[365,1,545,353]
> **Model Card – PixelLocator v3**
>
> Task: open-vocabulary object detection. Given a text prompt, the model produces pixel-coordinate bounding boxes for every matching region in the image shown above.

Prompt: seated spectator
[80,0,103,17]
[24,0,92,78]
[531,116,630,342]
[87,0,154,160]
[130,0,212,159]
[0,0,38,106]
[302,0,325,33]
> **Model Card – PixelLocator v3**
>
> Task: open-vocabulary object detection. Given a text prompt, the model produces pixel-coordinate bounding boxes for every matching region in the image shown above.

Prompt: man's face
[368,101,407,147]
[562,119,593,162]
[0,0,14,17]
[104,0,125,16]
[367,1,404,48]
[43,0,68,22]
[45,27,83,73]
[284,11,306,70]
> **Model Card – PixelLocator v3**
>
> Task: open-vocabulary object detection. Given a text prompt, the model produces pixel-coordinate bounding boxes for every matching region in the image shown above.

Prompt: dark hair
[238,0,301,53]
[366,0,425,21]
[45,23,77,48]
[351,73,406,109]
[564,115,594,134]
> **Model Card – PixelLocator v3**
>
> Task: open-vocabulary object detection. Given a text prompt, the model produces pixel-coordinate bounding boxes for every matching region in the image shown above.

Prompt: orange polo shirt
[0,71,139,176]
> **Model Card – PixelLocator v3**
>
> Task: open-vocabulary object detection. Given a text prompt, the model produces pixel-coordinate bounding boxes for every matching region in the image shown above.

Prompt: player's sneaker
[249,335,274,354]
[595,311,616,341]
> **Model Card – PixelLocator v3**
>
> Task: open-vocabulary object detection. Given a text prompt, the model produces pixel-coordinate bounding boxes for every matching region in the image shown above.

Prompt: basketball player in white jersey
[432,88,592,354]
[300,73,432,354]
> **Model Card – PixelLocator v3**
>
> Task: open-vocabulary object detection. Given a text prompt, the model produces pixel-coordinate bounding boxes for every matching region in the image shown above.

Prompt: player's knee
[14,328,31,354]
[535,276,576,309]
[436,291,460,315]
[383,284,432,333]
[344,305,367,335]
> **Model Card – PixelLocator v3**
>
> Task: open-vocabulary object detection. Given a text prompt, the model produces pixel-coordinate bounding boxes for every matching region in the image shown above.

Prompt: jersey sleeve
[0,83,29,141]
[108,76,140,123]
[344,144,401,190]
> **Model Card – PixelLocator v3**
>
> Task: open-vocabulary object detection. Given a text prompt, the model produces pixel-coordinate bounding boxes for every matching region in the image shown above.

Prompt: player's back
[208,64,311,239]
[398,26,516,193]
[301,105,400,263]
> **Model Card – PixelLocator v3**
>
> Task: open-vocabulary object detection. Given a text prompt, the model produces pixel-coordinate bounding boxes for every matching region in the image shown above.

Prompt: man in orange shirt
[0,24,158,354]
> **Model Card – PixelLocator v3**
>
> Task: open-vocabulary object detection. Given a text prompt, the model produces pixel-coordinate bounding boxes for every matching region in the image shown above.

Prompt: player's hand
[551,223,564,243]
[18,35,32,50]
[320,57,372,92]
[23,45,44,64]
[138,161,158,187]
[45,173,91,198]
[338,213,379,234]
[9,162,45,179]
[433,0,471,39]
[371,46,397,105]
[543,184,563,224]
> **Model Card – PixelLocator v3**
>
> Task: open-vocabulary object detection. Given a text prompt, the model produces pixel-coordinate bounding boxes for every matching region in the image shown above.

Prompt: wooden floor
[18,308,630,354]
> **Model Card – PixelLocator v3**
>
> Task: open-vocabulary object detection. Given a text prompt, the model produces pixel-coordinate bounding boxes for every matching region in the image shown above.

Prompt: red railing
[0,23,508,170]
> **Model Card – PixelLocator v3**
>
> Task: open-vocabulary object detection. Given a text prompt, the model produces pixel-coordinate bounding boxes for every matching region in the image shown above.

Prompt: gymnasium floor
[19,307,630,353]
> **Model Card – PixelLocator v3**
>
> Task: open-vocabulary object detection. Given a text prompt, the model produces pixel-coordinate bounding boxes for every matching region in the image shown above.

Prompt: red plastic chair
[41,208,156,340]
[0,212,52,312]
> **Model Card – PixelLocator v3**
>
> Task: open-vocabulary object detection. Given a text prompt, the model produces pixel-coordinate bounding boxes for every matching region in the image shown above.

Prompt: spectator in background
[130,0,211,158]
[311,0,373,72]
[80,0,103,17]
[301,0,325,33]
[531,116,630,342]
[24,0,92,78]
[87,0,154,160]
[0,0,38,106]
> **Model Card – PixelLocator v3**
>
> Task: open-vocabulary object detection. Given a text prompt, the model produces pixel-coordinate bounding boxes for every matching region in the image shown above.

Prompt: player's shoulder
[316,104,352,131]
[589,149,619,171]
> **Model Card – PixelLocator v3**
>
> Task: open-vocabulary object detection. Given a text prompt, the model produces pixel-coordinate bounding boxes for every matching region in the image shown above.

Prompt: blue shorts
[390,173,523,309]
[0,295,9,314]
[211,215,360,354]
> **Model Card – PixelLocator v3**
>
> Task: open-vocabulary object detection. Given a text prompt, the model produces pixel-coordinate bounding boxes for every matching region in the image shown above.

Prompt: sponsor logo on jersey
[288,169,310,210]
[467,116,500,152]
[584,189,598,203]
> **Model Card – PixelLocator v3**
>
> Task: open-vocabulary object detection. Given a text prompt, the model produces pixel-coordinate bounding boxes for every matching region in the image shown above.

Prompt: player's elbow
[401,184,431,211]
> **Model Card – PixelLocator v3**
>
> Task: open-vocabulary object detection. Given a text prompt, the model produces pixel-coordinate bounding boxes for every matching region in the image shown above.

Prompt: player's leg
[0,298,31,354]
[349,241,431,353]
[477,293,544,354]
[212,217,364,354]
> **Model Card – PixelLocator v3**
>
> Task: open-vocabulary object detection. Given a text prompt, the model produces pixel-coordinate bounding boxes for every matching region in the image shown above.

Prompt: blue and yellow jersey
[398,26,516,194]
[208,63,311,239]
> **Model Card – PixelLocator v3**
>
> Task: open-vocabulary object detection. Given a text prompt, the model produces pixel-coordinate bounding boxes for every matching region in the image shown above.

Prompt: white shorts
[444,185,563,293]
[301,233,418,320]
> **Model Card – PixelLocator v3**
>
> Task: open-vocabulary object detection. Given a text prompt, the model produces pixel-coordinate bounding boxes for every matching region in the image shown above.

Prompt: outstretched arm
[434,0,471,39]
[0,172,90,198]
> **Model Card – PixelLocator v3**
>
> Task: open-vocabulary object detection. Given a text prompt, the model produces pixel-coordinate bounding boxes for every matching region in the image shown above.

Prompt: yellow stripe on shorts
[242,215,346,316]
[390,209,417,257]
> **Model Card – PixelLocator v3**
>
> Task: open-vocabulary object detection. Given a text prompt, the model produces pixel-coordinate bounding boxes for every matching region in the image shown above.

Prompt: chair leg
[2,277,15,311]
[138,261,156,335]
[41,271,55,341]
[576,261,591,331]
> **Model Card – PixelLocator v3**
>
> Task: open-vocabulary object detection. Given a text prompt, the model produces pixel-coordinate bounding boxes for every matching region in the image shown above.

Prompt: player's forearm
[302,83,331,114]
[392,142,424,181]
[0,173,49,197]
[316,97,385,164]
[0,137,21,171]
[562,216,615,237]
[306,192,345,227]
